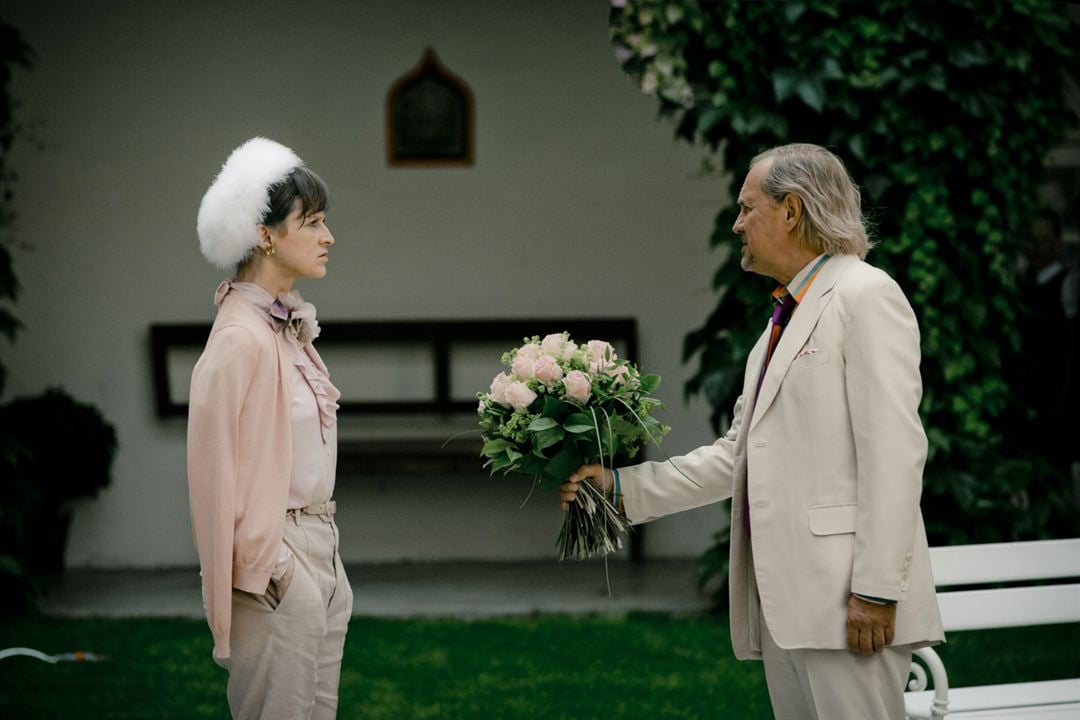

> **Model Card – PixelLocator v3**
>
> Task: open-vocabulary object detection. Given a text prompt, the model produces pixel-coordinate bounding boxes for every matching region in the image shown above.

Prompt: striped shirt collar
[771,253,830,306]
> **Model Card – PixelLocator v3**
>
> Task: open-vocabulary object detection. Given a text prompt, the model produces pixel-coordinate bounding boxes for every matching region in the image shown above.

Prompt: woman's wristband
[612,468,621,508]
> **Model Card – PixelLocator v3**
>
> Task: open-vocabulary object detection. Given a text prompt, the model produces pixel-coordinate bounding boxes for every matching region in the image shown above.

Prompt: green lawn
[0,613,1078,719]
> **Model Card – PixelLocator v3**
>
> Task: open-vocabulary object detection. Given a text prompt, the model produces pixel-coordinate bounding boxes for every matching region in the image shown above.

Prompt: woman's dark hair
[262,166,329,227]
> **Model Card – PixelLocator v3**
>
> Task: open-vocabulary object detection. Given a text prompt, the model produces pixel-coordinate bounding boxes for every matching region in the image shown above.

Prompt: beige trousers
[226,511,353,720]
[759,604,912,720]
[749,544,912,720]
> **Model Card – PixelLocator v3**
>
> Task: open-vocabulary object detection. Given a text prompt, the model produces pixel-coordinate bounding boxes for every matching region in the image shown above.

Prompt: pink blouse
[223,282,341,578]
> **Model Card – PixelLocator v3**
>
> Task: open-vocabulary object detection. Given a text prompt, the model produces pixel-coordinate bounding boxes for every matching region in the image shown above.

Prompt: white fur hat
[197,137,303,270]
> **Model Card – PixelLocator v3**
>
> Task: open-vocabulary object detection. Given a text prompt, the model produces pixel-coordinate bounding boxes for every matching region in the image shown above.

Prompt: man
[562,143,944,719]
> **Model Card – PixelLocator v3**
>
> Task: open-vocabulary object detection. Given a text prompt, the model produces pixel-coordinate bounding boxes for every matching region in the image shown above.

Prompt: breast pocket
[789,346,831,374]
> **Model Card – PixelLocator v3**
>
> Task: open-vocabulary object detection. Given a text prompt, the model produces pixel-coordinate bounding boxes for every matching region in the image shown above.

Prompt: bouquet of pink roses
[477,332,673,560]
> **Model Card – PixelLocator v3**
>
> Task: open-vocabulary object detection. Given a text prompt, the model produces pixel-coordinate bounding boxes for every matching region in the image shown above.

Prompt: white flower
[505,382,538,413]
[605,364,632,387]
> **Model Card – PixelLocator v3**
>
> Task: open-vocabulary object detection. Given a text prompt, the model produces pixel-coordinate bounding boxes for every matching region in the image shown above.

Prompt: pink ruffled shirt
[221,282,340,578]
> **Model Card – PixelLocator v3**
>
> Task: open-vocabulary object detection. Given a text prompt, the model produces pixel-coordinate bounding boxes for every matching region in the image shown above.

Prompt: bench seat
[906,673,1080,719]
[904,539,1080,719]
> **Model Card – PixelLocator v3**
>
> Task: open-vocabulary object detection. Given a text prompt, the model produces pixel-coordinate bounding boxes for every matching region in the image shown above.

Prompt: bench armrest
[906,647,950,720]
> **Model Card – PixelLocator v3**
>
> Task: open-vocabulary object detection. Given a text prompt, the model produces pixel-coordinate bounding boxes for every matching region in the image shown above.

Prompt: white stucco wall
[3,0,733,567]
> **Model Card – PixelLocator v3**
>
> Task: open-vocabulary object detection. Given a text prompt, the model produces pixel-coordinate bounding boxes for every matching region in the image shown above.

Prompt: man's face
[733,160,791,283]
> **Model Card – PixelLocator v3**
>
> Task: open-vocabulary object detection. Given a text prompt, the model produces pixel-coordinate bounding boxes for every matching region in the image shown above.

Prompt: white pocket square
[795,347,821,359]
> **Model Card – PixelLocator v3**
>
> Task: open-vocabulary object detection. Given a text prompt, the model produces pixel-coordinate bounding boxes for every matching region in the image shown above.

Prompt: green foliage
[0,18,34,612]
[0,387,118,600]
[0,18,34,396]
[610,0,1078,601]
[0,387,118,509]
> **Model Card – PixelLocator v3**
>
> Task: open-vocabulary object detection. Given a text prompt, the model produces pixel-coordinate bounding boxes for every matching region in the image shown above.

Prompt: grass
[0,613,1078,719]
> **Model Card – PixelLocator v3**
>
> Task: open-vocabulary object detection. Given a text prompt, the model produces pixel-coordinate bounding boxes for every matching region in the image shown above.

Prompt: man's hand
[846,594,896,655]
[559,464,614,511]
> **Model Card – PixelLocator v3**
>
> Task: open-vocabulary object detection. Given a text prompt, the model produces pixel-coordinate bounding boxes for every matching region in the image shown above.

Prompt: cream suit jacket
[620,254,945,660]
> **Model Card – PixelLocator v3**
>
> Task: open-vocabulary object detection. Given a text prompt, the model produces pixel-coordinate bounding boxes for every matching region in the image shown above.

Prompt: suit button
[900,582,909,592]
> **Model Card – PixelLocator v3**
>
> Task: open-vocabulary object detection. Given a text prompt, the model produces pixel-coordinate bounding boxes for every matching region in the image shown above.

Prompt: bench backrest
[929,538,1080,632]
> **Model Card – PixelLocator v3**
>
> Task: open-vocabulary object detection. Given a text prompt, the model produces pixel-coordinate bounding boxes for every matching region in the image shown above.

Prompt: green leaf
[489,454,515,473]
[847,134,865,161]
[541,395,570,420]
[517,454,546,476]
[564,413,595,434]
[772,68,799,103]
[784,1,806,23]
[795,77,825,113]
[639,374,661,394]
[543,445,583,481]
[481,439,512,456]
[534,426,566,452]
[821,57,843,80]
[696,108,723,135]
[527,417,557,432]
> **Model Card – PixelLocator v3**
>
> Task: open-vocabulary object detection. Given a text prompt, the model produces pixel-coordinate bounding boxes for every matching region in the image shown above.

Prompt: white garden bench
[905,538,1080,719]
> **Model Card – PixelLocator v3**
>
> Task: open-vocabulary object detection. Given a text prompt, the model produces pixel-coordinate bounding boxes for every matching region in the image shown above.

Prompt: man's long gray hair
[751,144,873,259]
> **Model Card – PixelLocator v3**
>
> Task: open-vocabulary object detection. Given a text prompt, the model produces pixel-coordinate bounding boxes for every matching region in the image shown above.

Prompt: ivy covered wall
[609,0,1078,597]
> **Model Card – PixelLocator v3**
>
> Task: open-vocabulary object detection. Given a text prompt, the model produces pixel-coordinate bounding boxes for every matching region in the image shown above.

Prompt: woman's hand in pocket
[268,556,295,608]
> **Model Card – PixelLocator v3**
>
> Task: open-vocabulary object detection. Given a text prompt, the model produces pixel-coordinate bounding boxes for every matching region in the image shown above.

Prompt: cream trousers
[749,542,912,720]
[226,511,353,720]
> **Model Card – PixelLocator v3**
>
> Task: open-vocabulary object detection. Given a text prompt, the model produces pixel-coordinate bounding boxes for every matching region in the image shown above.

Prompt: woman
[188,137,352,719]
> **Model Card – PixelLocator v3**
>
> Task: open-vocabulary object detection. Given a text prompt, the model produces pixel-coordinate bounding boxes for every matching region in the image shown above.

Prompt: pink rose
[562,370,592,404]
[511,353,536,380]
[489,372,512,406]
[534,355,564,386]
[517,342,541,361]
[505,382,538,413]
[541,333,578,361]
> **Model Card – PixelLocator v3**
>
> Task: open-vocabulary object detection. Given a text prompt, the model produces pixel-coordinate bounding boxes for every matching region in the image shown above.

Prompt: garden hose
[0,647,106,663]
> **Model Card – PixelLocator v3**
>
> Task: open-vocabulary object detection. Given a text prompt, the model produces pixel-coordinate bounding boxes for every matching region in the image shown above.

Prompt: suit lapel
[748,254,854,431]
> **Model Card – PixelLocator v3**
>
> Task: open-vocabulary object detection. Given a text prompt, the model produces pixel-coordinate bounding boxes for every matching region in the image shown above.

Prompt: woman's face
[265,199,334,279]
